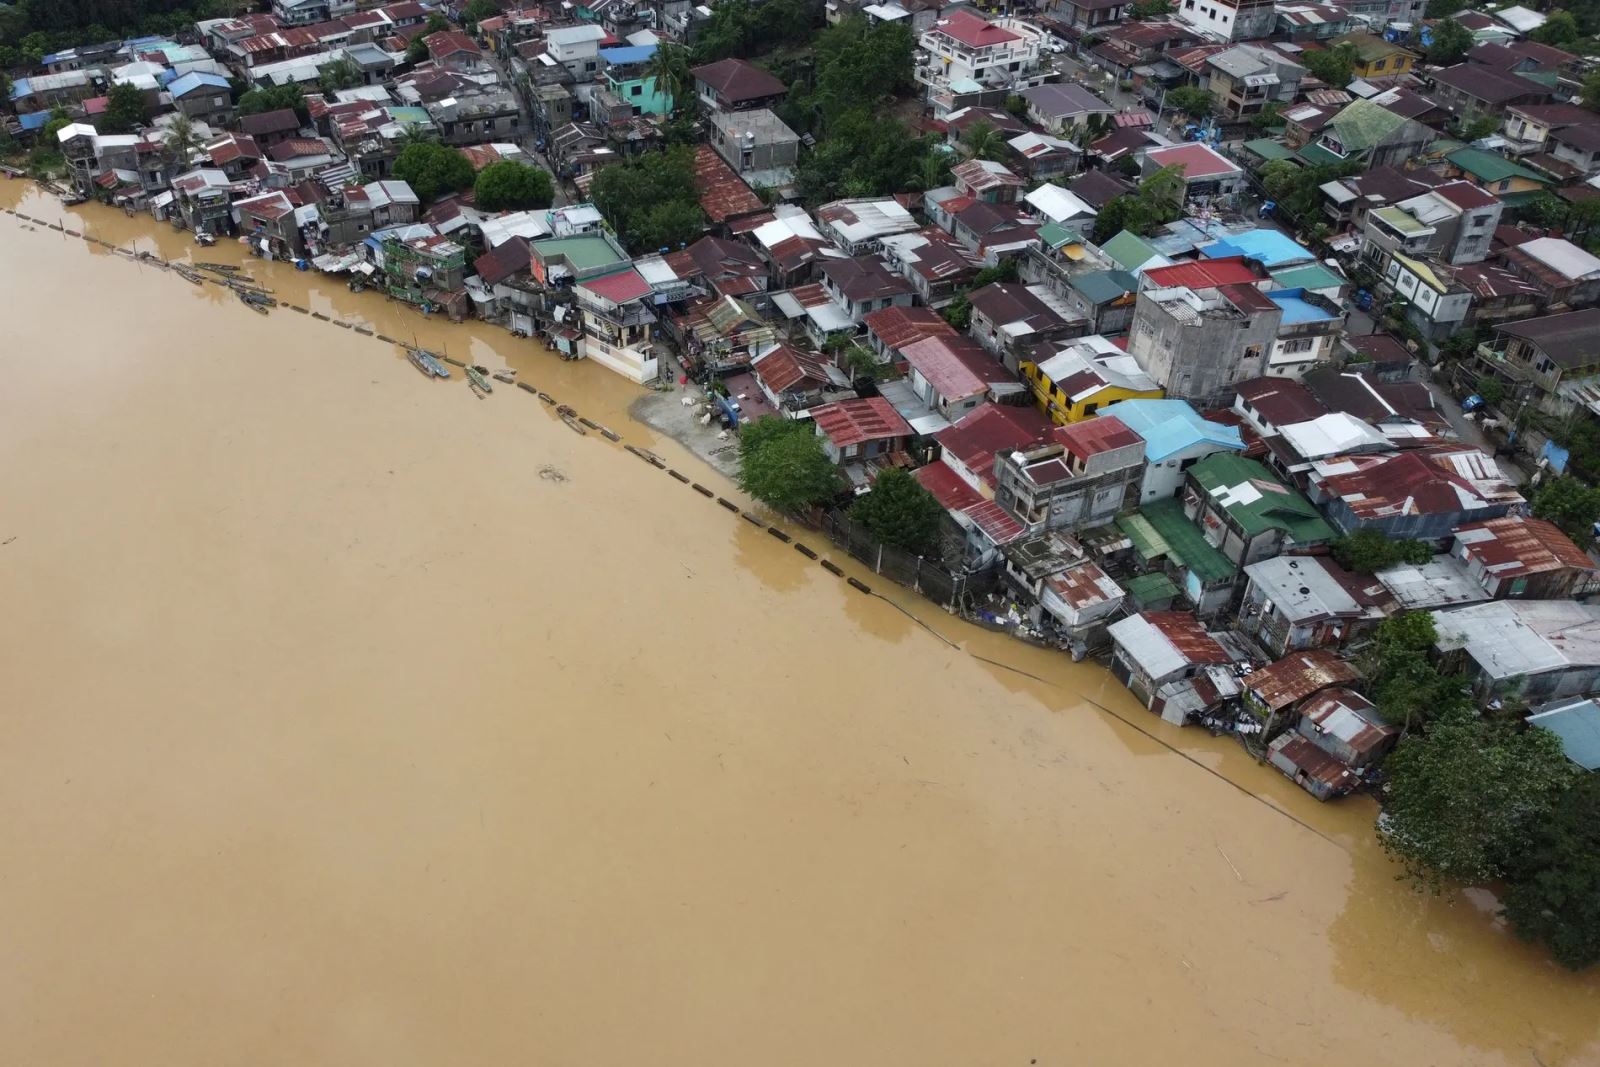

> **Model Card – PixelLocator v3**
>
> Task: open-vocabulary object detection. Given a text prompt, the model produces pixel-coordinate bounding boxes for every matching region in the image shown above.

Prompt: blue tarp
[1543,438,1571,474]
[18,110,49,131]
[598,44,657,65]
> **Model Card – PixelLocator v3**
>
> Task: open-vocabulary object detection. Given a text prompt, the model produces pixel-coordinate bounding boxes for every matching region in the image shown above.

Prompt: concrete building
[993,415,1144,535]
[1173,0,1276,43]
[709,108,800,186]
[1128,283,1282,407]
[1106,398,1245,503]
[1433,600,1600,702]
[1238,554,1387,657]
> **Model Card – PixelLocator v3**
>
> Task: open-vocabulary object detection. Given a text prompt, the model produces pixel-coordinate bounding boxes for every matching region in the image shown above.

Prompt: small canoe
[466,366,493,394]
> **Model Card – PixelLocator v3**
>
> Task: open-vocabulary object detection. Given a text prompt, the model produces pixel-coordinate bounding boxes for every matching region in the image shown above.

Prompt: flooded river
[1,182,1596,1066]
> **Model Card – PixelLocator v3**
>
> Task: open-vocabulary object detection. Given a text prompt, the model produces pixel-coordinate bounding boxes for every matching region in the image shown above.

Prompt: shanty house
[1432,600,1600,702]
[1238,554,1386,657]
[1451,516,1600,600]
[1182,452,1335,567]
[1108,611,1239,722]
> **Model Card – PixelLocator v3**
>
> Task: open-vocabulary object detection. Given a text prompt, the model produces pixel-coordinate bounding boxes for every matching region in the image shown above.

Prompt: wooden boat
[557,405,586,435]
[406,347,432,377]
[418,350,451,379]
[466,366,493,394]
[491,368,517,384]
[196,261,238,273]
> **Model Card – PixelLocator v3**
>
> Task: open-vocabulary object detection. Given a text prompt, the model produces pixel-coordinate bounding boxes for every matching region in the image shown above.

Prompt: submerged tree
[1503,773,1600,970]
[737,416,842,513]
[851,467,944,555]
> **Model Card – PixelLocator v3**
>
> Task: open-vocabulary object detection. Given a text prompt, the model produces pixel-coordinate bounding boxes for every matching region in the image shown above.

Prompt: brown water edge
[1,182,1596,1066]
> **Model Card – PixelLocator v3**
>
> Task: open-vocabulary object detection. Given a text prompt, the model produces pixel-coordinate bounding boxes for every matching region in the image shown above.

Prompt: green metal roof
[1189,454,1336,545]
[1242,137,1295,162]
[1038,221,1074,249]
[1446,147,1549,185]
[1101,229,1161,271]
[1295,142,1345,167]
[1324,99,1407,152]
[1270,262,1344,291]
[1372,205,1429,236]
[1138,498,1238,584]
[531,234,626,270]
[1117,510,1169,561]
[1073,269,1136,305]
[1124,571,1179,606]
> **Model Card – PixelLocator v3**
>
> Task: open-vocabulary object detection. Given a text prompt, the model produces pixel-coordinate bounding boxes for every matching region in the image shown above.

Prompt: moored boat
[466,366,493,394]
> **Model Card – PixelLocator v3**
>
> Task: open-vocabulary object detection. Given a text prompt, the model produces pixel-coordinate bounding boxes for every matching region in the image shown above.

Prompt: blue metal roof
[9,77,32,100]
[1268,287,1338,325]
[599,44,657,65]
[167,71,232,97]
[18,110,49,131]
[1101,398,1244,463]
[1201,229,1315,270]
[1528,699,1600,771]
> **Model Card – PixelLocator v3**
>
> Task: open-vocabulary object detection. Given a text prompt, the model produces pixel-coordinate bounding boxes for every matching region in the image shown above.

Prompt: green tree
[473,160,555,210]
[1425,0,1464,16]
[850,467,944,554]
[319,56,363,92]
[237,83,306,120]
[910,149,951,191]
[164,113,200,169]
[1164,85,1216,118]
[40,105,73,145]
[1380,704,1575,890]
[102,82,148,133]
[943,293,972,330]
[1502,773,1600,970]
[1584,69,1600,112]
[961,120,1009,162]
[1301,42,1357,88]
[407,34,430,64]
[1362,611,1464,735]
[463,0,501,30]
[795,110,939,203]
[1531,10,1579,46]
[737,416,842,513]
[1531,475,1600,542]
[392,141,475,203]
[1474,375,1506,408]
[1329,529,1433,573]
[426,12,449,32]
[645,41,692,113]
[691,0,817,64]
[1090,163,1185,242]
[591,145,705,251]
[1250,101,1283,130]
[1004,93,1029,119]
[1131,0,1173,16]
[1428,19,1474,65]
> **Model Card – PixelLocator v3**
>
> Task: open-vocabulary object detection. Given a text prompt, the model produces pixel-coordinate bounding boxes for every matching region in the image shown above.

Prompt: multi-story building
[1205,45,1303,119]
[917,10,1044,109]
[1173,0,1276,43]
[1473,308,1600,418]
[1128,283,1282,407]
[575,267,660,383]
[993,415,1145,535]
[1181,453,1335,569]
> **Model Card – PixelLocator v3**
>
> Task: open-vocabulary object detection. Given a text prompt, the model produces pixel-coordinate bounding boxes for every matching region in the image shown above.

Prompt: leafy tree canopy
[1502,773,1600,970]
[1090,163,1185,243]
[1330,529,1433,573]
[1531,475,1600,542]
[237,83,306,120]
[690,0,816,64]
[318,56,362,93]
[1530,10,1579,46]
[851,467,944,555]
[1301,42,1356,88]
[392,141,475,204]
[101,81,147,134]
[1428,19,1474,65]
[1164,85,1216,118]
[1380,704,1574,890]
[473,160,555,211]
[795,108,941,204]
[591,145,705,252]
[737,415,842,513]
[1131,0,1173,17]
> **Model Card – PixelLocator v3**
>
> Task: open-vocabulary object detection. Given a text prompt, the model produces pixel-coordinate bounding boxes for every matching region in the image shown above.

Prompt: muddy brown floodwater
[1,183,1596,1066]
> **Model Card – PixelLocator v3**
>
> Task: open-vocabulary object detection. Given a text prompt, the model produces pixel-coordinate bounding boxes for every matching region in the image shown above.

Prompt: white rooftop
[1279,412,1390,460]
[1432,599,1600,680]
[1024,183,1097,224]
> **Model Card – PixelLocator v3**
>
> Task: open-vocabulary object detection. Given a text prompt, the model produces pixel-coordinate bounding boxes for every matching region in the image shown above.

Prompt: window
[1282,337,1314,354]
[630,84,642,96]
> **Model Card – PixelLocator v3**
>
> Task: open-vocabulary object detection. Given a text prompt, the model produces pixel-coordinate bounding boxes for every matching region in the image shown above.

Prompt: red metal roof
[1246,650,1363,713]
[934,403,1053,488]
[1300,688,1396,760]
[426,29,481,57]
[863,305,958,355]
[811,397,913,449]
[1144,611,1231,665]
[1453,515,1597,578]
[1142,255,1261,291]
[1055,414,1140,462]
[914,461,1026,545]
[1145,141,1240,179]
[751,344,831,395]
[901,335,1008,403]
[580,268,652,305]
[693,144,763,224]
[930,9,1021,48]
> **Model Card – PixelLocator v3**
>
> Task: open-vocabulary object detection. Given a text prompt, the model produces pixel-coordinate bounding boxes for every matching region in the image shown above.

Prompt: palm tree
[961,121,1008,163]
[911,150,951,192]
[397,122,434,147]
[646,42,692,114]
[165,113,199,169]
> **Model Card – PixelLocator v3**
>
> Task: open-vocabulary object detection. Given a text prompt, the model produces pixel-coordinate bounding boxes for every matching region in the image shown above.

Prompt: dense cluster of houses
[7,0,1600,796]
